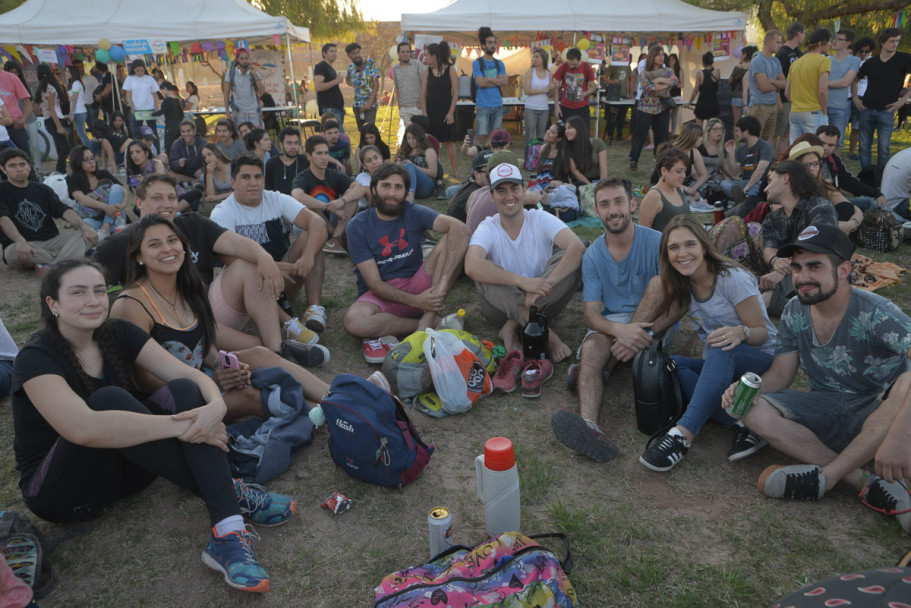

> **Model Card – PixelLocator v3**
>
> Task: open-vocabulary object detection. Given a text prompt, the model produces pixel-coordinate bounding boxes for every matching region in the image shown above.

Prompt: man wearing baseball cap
[785,28,831,140]
[223,47,265,127]
[446,149,494,223]
[460,127,511,159]
[465,150,551,234]
[721,223,911,531]
[465,161,585,378]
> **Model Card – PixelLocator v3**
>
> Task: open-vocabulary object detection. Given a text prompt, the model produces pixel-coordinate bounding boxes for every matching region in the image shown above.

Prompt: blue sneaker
[202,527,270,593]
[234,479,297,527]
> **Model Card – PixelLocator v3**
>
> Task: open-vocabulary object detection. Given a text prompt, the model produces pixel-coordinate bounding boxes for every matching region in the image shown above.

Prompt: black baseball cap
[471,148,495,173]
[777,224,854,262]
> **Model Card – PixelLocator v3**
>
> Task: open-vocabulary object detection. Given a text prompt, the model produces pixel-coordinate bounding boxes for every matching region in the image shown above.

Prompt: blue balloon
[109,45,126,63]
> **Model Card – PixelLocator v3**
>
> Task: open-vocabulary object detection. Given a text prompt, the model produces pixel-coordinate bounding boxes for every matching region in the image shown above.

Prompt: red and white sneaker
[492,350,524,393]
[362,336,399,364]
[520,359,553,399]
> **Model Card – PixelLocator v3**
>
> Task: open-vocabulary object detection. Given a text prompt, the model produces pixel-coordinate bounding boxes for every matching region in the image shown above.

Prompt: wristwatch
[742,325,751,343]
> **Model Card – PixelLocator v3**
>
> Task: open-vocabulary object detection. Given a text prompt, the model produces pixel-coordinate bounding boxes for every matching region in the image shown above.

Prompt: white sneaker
[302,305,327,333]
[284,318,319,345]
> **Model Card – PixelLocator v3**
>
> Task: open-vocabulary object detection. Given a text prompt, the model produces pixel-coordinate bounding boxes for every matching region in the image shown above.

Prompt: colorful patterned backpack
[373,532,579,608]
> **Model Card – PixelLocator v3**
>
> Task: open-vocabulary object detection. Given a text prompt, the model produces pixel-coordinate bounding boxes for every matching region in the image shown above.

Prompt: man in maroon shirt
[554,48,597,130]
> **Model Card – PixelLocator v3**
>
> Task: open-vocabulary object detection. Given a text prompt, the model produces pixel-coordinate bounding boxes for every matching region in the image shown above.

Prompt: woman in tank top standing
[524,48,553,150]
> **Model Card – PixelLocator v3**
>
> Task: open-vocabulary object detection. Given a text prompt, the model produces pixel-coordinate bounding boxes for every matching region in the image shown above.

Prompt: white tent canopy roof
[402,0,745,33]
[0,0,310,45]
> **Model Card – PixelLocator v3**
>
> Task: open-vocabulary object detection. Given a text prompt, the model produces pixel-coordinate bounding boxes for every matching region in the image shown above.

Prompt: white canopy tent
[0,0,310,45]
[403,0,746,135]
[0,0,310,112]
[402,0,745,33]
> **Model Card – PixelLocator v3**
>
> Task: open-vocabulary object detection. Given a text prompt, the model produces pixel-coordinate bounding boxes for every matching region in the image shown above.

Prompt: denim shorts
[761,390,884,453]
[475,105,504,136]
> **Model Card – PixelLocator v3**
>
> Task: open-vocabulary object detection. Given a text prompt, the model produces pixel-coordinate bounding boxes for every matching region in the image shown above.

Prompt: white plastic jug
[475,437,521,538]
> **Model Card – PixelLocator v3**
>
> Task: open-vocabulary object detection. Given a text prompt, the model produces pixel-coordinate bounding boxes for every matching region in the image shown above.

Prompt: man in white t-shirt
[880,147,911,220]
[465,163,585,367]
[122,59,160,150]
[211,154,331,353]
[391,42,424,143]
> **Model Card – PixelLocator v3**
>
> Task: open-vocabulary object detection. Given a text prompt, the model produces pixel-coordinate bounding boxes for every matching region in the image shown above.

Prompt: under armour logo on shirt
[379,228,408,257]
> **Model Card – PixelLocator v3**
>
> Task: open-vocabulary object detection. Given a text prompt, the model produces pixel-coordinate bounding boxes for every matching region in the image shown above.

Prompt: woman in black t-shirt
[12,259,295,592]
[65,145,125,235]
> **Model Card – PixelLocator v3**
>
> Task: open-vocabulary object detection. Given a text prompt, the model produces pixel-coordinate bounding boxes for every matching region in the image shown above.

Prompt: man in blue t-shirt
[551,178,676,463]
[747,30,785,141]
[472,27,508,145]
[344,163,469,363]
[723,224,911,532]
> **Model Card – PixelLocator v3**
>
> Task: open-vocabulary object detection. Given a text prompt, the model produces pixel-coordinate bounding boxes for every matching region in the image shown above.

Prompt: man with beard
[343,162,469,363]
[465,163,584,369]
[759,160,838,316]
[549,178,671,463]
[223,47,265,127]
[722,224,911,532]
[345,43,380,134]
[265,126,309,195]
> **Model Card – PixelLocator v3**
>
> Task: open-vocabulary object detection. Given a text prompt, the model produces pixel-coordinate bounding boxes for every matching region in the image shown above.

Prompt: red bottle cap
[484,437,515,471]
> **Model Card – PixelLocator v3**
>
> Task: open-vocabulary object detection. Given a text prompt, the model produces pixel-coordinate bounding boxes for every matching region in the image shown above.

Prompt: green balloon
[95,48,111,63]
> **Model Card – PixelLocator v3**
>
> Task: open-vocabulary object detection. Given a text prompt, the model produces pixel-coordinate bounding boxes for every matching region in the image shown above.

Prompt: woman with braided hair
[11,259,295,593]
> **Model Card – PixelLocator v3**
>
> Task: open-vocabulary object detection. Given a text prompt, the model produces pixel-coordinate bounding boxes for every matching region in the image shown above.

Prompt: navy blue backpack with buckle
[320,374,434,488]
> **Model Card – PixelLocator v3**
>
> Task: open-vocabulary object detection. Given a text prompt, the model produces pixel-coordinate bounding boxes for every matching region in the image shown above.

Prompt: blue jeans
[720,178,761,198]
[827,103,851,147]
[323,106,346,133]
[858,108,895,169]
[673,343,774,437]
[73,112,90,146]
[82,184,125,231]
[789,110,827,142]
[405,162,435,199]
[475,105,503,136]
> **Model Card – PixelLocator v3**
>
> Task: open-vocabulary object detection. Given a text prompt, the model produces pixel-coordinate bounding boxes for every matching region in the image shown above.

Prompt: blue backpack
[320,374,434,488]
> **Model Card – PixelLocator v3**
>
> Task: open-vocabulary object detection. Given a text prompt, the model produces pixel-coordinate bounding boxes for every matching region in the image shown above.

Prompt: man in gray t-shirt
[223,48,265,127]
[723,224,911,531]
[391,42,424,141]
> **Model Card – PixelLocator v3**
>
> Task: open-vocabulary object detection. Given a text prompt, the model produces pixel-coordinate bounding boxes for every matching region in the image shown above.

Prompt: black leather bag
[632,338,686,436]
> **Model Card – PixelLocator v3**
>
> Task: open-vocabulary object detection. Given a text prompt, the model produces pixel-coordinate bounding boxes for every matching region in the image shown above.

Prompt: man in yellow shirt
[786,29,832,142]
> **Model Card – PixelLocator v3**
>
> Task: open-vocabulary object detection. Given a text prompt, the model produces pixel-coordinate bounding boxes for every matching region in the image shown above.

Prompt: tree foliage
[0,0,27,14]
[251,0,364,39]
[690,0,911,36]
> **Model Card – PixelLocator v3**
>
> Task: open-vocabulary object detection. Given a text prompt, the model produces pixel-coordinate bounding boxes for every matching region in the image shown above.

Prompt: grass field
[1,114,910,606]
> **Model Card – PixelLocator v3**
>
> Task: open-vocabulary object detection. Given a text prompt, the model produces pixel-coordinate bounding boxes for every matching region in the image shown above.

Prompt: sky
[355,0,452,23]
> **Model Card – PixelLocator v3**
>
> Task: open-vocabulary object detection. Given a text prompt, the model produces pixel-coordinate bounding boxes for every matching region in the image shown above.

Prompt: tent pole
[286,32,298,117]
[307,42,315,116]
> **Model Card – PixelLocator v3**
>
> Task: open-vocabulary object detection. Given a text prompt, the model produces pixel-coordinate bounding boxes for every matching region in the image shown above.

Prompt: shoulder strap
[115,292,158,324]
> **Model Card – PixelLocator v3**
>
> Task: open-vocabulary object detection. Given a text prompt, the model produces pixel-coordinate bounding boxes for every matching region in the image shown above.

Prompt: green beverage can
[730,372,761,417]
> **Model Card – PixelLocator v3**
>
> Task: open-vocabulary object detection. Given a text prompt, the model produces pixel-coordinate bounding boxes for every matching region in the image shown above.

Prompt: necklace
[146,278,183,319]
[282,155,301,182]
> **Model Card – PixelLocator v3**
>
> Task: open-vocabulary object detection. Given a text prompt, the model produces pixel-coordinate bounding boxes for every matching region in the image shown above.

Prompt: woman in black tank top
[109,215,335,420]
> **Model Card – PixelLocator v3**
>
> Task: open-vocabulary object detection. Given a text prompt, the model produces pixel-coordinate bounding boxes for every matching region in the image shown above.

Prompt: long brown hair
[658,215,741,317]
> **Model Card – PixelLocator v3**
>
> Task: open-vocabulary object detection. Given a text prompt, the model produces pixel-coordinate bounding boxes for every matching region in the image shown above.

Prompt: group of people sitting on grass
[3,90,911,597]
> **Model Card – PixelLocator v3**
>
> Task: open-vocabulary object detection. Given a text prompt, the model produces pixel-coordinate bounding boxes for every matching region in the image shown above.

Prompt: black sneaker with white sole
[859,476,911,534]
[639,431,689,472]
[728,423,768,462]
[278,340,329,367]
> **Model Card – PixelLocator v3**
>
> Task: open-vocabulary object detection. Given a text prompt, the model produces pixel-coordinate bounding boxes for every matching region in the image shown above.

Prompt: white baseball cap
[489,163,524,188]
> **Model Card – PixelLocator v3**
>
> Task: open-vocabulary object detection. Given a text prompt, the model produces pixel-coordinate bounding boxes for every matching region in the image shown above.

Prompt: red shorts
[356,265,432,318]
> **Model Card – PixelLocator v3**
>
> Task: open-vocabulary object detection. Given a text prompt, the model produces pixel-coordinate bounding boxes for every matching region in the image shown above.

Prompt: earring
[138,260,144,265]
[53,311,58,317]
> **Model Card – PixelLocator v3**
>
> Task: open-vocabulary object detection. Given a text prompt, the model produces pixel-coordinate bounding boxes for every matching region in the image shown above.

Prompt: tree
[689,0,911,33]
[0,0,27,14]
[251,0,364,39]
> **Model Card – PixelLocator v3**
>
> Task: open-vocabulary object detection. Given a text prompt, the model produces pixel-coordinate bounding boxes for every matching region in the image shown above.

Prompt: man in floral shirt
[722,224,911,533]
[345,43,380,134]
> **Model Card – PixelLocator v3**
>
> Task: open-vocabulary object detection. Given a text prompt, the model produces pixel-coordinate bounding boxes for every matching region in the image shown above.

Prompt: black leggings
[629,108,671,164]
[23,379,239,526]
